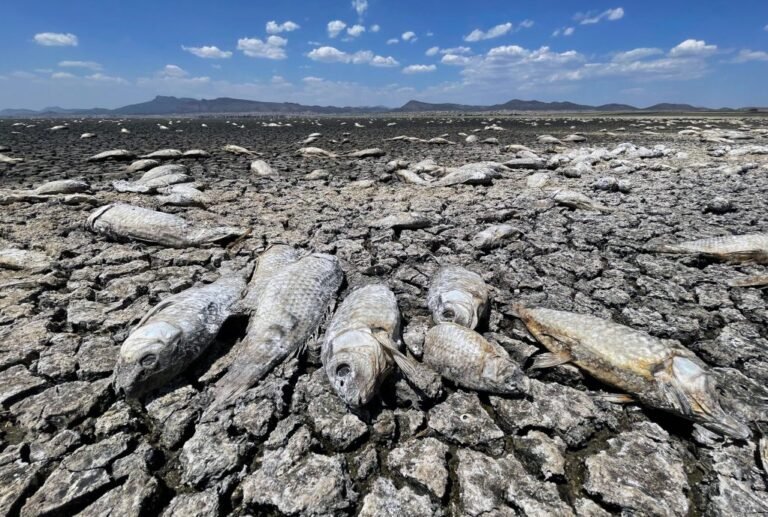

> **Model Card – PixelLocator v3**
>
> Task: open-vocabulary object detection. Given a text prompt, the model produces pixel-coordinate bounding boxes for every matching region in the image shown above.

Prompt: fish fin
[594,392,635,404]
[375,331,442,399]
[529,351,571,370]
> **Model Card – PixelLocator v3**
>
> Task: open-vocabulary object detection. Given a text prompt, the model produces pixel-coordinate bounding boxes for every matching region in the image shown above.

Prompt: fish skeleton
[652,234,768,264]
[514,305,750,439]
[114,272,246,397]
[427,266,489,330]
[87,203,245,248]
[207,253,343,412]
[423,322,529,395]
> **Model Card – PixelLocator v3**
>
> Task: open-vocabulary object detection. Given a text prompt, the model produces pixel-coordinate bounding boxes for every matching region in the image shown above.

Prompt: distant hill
[0,95,743,117]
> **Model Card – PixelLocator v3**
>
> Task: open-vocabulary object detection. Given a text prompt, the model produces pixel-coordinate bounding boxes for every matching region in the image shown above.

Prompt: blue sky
[2,0,767,109]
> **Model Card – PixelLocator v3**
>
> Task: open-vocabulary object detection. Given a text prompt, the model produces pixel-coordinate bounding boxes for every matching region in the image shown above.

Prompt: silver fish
[471,224,518,250]
[348,148,386,158]
[87,203,245,248]
[552,190,614,213]
[126,159,161,173]
[296,147,338,158]
[157,184,210,207]
[114,272,246,397]
[652,234,768,264]
[222,144,259,156]
[239,245,301,311]
[87,149,136,162]
[33,180,90,195]
[182,149,210,158]
[322,284,401,406]
[140,164,188,181]
[207,253,343,411]
[423,323,529,395]
[433,163,501,187]
[427,266,489,330]
[396,169,430,185]
[141,149,183,159]
[515,305,750,439]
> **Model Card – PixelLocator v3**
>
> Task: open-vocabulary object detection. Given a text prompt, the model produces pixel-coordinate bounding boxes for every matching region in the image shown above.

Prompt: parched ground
[1,114,767,516]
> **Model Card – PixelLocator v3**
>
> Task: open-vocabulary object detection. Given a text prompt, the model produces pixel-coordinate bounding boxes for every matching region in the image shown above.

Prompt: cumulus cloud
[307,46,399,67]
[519,19,534,29]
[577,7,624,25]
[733,49,768,62]
[426,46,440,56]
[58,60,102,70]
[553,26,575,37]
[347,24,366,37]
[669,39,717,57]
[182,45,233,59]
[464,22,513,42]
[266,20,300,34]
[403,64,437,74]
[34,32,78,46]
[441,54,473,66]
[237,36,288,59]
[387,38,399,45]
[402,31,417,42]
[352,0,368,17]
[612,47,663,62]
[328,20,347,38]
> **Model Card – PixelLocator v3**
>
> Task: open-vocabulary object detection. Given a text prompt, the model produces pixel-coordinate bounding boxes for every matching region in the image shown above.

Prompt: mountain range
[0,95,752,117]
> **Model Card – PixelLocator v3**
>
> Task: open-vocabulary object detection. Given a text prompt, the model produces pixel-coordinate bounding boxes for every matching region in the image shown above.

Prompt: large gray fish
[207,253,343,412]
[87,149,135,162]
[652,234,768,264]
[322,284,400,407]
[33,180,90,195]
[514,305,750,439]
[87,203,245,248]
[423,323,529,395]
[113,272,247,397]
[427,266,489,330]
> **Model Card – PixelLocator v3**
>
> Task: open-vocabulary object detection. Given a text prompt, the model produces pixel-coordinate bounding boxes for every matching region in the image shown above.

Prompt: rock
[584,422,689,516]
[705,196,735,214]
[387,437,449,498]
[516,430,566,480]
[359,477,441,517]
[180,422,250,487]
[241,426,354,515]
[0,365,46,406]
[428,391,504,452]
[160,490,220,517]
[402,316,430,358]
[11,379,111,431]
[308,391,368,450]
[77,470,160,517]
[0,458,43,516]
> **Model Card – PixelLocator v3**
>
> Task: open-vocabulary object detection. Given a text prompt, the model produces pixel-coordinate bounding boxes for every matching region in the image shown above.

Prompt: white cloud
[564,27,575,36]
[669,39,717,57]
[307,46,398,67]
[577,7,624,25]
[237,35,288,59]
[370,24,380,33]
[51,72,75,79]
[266,20,300,34]
[426,46,440,56]
[387,38,399,45]
[160,64,188,78]
[441,54,472,66]
[464,22,513,42]
[519,19,534,29]
[613,47,663,62]
[402,31,417,42]
[34,32,78,47]
[87,73,128,84]
[347,24,366,37]
[734,49,768,62]
[352,0,368,17]
[328,20,347,38]
[58,60,102,70]
[403,64,437,74]
[182,45,233,59]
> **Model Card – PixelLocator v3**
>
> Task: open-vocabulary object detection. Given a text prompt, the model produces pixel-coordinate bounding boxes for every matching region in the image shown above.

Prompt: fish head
[325,330,387,407]
[490,357,531,395]
[434,290,477,329]
[113,321,182,398]
[660,356,750,440]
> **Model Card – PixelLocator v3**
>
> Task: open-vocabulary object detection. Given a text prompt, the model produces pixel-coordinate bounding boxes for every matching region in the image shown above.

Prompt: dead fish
[348,148,386,158]
[423,323,529,395]
[0,248,53,272]
[651,234,768,264]
[87,149,136,162]
[297,147,338,158]
[80,133,96,139]
[386,159,409,172]
[396,169,430,185]
[127,159,161,173]
[537,135,563,145]
[305,169,329,180]
[427,266,489,329]
[140,164,188,181]
[33,179,90,195]
[0,153,24,164]
[113,173,192,194]
[239,245,302,312]
[114,272,247,397]
[427,137,455,145]
[141,149,183,159]
[728,275,768,287]
[222,144,259,156]
[552,190,614,213]
[369,213,432,230]
[434,163,502,187]
[250,160,275,176]
[207,253,343,412]
[49,125,68,131]
[0,192,50,205]
[157,184,210,207]
[182,149,210,158]
[322,284,403,406]
[471,224,518,250]
[87,203,245,248]
[514,305,750,439]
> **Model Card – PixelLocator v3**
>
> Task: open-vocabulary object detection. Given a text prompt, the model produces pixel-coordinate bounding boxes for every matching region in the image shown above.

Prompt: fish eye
[336,363,351,378]
[442,308,456,320]
[140,354,158,368]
